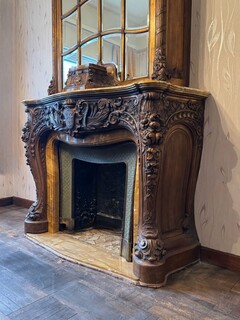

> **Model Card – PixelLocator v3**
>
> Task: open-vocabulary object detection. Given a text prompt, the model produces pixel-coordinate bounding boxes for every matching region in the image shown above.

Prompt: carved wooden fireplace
[22,80,208,286]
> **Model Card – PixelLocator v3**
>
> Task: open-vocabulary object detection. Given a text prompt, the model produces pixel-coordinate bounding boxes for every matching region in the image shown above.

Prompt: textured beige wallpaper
[0,0,15,197]
[191,0,240,255]
[14,0,52,200]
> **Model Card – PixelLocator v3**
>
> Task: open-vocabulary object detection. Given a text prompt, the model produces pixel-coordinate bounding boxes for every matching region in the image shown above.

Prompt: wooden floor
[0,206,239,320]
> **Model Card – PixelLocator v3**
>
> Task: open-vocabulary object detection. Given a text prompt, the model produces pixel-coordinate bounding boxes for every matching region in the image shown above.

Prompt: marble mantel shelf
[22,80,209,105]
[22,80,209,287]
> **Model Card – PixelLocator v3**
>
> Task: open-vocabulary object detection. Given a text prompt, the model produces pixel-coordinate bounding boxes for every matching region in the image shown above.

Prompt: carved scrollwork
[48,77,58,95]
[68,96,140,135]
[26,202,43,221]
[22,118,30,144]
[166,100,204,147]
[140,112,164,147]
[135,235,166,262]
[46,103,64,130]
[152,47,171,81]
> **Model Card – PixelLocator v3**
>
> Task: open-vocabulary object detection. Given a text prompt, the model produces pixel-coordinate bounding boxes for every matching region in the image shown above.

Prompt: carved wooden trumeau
[50,0,192,93]
[22,81,209,286]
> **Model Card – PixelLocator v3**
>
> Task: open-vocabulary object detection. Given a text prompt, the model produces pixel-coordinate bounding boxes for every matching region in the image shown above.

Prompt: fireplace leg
[133,244,200,287]
[25,219,48,234]
[24,202,48,233]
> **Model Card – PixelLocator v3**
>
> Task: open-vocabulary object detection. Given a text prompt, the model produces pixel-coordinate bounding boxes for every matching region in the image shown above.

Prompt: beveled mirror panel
[81,0,98,41]
[102,34,122,76]
[63,49,78,84]
[126,0,149,29]
[62,10,78,53]
[125,33,148,79]
[81,39,98,65]
[102,0,121,31]
[62,0,77,15]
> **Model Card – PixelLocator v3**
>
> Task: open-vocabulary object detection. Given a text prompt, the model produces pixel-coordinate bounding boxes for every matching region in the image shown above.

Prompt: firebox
[59,141,137,261]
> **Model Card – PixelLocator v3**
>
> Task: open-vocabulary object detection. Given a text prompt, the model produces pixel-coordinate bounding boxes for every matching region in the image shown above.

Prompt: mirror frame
[49,0,192,94]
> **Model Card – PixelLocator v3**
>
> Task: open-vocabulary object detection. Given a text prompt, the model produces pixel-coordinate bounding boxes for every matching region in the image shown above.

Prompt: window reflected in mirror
[62,0,77,15]
[126,33,148,80]
[126,0,149,29]
[81,0,98,41]
[102,0,121,31]
[63,50,78,84]
[60,0,150,88]
[102,34,122,77]
[62,10,78,53]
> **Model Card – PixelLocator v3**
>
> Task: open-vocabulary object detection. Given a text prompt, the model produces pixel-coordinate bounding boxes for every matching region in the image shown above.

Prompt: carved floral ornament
[22,93,203,147]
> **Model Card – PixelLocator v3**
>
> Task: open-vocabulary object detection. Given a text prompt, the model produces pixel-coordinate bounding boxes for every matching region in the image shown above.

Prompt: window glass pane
[102,34,122,78]
[126,0,149,29]
[125,33,148,80]
[81,39,98,65]
[102,0,121,31]
[62,10,78,53]
[81,0,98,41]
[63,50,78,85]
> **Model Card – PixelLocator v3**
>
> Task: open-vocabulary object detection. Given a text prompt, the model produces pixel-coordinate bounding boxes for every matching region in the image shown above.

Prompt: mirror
[54,0,151,89]
[51,0,192,93]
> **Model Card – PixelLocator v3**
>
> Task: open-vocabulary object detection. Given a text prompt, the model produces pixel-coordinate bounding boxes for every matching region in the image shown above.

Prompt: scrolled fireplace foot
[24,219,48,234]
[133,244,200,287]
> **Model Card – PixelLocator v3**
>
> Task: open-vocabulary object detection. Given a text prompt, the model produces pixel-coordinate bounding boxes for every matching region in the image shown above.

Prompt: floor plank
[0,205,239,320]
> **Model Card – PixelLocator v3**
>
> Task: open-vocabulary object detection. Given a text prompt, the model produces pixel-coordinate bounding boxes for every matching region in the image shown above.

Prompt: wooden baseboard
[0,197,13,207]
[201,246,240,273]
[12,196,33,209]
[0,196,33,209]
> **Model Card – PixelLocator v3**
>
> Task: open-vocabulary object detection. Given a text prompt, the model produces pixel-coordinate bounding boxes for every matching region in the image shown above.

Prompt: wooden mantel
[22,80,209,287]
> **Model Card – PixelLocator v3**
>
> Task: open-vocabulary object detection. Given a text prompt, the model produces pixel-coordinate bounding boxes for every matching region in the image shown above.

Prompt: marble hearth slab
[26,229,138,283]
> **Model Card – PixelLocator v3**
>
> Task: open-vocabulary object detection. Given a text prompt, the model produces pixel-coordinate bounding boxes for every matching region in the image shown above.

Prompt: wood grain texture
[0,197,33,208]
[0,205,239,319]
[12,196,33,209]
[201,246,240,272]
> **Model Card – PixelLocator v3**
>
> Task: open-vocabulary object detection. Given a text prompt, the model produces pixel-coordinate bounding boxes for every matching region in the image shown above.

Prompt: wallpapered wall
[0,0,239,256]
[0,0,15,196]
[191,0,240,255]
[13,0,52,200]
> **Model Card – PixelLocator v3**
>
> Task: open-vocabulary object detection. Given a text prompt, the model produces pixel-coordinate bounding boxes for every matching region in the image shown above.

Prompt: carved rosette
[135,235,166,262]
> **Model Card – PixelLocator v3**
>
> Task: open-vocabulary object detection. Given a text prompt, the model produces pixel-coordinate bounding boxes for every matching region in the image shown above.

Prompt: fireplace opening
[73,160,126,231]
[59,141,137,261]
